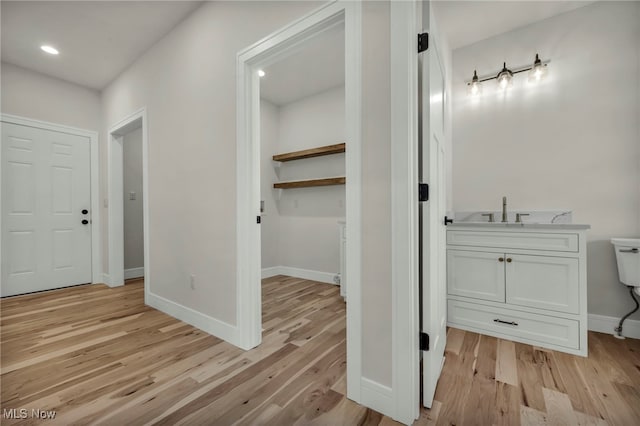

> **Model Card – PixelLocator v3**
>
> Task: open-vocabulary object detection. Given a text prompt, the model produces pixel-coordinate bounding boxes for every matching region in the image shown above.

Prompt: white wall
[1,62,101,131]
[123,127,144,271]
[261,86,345,275]
[452,1,640,320]
[361,1,392,386]
[101,1,324,326]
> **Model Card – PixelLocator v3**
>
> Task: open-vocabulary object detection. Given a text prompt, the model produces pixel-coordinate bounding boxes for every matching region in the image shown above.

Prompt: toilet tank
[611,238,640,286]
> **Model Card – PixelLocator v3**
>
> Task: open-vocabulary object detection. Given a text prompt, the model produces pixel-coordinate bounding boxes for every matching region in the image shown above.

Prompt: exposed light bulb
[496,62,513,90]
[40,45,59,55]
[528,54,547,83]
[257,69,266,77]
[534,68,543,80]
[467,70,482,96]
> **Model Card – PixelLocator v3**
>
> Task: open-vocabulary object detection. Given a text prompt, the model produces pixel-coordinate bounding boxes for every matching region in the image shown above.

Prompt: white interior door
[420,19,448,408]
[1,122,92,296]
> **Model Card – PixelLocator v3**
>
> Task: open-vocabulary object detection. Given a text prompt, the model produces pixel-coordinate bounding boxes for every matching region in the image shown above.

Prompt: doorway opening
[258,19,347,376]
[107,109,149,295]
[236,1,363,405]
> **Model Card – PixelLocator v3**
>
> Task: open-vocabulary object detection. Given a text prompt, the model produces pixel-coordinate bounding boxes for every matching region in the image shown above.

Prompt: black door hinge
[444,216,453,226]
[420,332,430,351]
[257,216,261,224]
[419,183,429,202]
[418,33,429,53]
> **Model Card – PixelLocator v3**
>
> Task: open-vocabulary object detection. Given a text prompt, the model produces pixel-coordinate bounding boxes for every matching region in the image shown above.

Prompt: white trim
[589,313,640,339]
[102,273,111,285]
[236,0,364,403]
[107,108,150,299]
[261,266,281,279]
[146,291,237,343]
[390,1,420,424]
[124,267,144,280]
[260,266,337,285]
[0,114,102,285]
[361,378,394,419]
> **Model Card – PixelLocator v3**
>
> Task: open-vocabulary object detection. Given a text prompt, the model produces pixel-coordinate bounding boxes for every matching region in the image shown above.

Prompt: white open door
[420,6,448,408]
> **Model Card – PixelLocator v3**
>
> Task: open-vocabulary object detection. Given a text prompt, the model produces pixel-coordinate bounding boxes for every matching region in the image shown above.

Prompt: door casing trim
[107,108,149,297]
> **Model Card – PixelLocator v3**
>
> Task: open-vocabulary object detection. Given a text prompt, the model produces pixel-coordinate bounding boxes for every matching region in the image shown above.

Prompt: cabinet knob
[498,257,504,262]
[506,258,512,263]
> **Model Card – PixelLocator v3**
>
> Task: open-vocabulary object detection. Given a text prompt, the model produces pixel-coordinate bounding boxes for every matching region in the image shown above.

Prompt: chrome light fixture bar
[467,53,550,94]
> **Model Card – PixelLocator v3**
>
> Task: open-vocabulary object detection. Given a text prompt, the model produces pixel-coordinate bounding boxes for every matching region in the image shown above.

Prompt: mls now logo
[3,408,57,419]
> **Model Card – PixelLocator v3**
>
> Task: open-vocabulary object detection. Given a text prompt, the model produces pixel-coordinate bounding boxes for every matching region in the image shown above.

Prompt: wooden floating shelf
[273,177,345,189]
[273,143,345,162]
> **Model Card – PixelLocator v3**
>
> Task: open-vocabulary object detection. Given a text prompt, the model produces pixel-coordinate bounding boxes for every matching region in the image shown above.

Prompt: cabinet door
[447,249,505,302]
[506,254,579,314]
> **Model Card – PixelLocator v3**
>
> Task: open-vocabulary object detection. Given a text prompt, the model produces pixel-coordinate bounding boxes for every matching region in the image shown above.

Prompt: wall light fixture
[467,53,549,95]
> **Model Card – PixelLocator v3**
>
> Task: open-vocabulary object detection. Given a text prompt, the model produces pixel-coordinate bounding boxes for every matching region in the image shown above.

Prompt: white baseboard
[261,266,281,279]
[146,291,239,346]
[101,273,124,288]
[261,265,337,285]
[588,313,640,339]
[361,377,394,420]
[124,267,144,280]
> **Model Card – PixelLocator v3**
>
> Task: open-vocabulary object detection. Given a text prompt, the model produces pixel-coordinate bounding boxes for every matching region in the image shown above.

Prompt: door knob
[498,257,504,262]
[506,258,512,263]
[82,209,88,215]
[82,219,89,225]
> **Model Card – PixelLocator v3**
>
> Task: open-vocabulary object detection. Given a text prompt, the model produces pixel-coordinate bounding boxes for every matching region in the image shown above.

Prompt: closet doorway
[258,22,347,355]
[236,2,363,404]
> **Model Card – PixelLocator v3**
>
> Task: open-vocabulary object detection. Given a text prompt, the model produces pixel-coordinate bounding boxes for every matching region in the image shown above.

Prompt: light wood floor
[1,277,639,425]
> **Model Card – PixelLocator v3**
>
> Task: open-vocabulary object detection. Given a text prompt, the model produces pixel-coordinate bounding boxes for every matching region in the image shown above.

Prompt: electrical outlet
[129,192,136,200]
[190,274,196,290]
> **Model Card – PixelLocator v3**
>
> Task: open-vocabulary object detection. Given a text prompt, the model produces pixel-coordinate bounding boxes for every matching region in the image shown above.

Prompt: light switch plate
[129,192,136,200]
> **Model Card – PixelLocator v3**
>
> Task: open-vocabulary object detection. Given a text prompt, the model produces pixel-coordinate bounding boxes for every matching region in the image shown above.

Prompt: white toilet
[611,238,640,294]
[611,238,640,338]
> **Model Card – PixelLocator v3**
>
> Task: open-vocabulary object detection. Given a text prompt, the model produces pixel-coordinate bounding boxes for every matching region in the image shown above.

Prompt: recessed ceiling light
[40,45,59,55]
[257,69,265,77]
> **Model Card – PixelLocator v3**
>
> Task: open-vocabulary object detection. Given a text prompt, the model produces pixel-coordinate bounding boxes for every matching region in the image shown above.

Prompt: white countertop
[447,222,590,230]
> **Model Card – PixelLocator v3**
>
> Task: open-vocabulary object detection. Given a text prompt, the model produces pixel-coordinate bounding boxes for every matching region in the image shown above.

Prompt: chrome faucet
[481,213,495,223]
[501,196,508,223]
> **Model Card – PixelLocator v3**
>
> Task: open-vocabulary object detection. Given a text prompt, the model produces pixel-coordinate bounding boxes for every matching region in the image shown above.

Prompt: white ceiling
[1,1,203,90]
[1,1,594,93]
[433,1,595,50]
[260,25,345,106]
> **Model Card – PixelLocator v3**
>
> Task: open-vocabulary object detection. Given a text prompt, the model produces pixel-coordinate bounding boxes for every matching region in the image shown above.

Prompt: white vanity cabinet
[446,224,589,356]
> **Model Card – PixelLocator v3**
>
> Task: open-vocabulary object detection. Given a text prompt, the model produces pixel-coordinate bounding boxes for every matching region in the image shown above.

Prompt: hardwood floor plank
[515,342,547,412]
[496,339,519,386]
[494,381,521,426]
